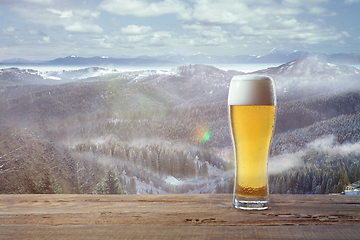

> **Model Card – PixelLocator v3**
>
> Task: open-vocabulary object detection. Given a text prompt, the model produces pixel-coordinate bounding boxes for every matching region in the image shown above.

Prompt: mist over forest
[1,57,360,195]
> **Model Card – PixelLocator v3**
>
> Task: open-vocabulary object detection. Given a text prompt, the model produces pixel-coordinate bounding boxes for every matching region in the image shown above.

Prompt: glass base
[233,195,269,210]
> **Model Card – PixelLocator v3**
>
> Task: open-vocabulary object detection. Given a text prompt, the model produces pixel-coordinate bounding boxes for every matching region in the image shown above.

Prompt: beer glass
[228,75,276,210]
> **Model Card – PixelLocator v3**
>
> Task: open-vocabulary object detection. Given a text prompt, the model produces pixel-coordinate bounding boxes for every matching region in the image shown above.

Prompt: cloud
[344,0,360,4]
[307,135,360,156]
[189,0,302,25]
[121,25,152,35]
[148,31,172,46]
[282,0,328,7]
[173,0,340,50]
[2,26,15,35]
[269,135,360,174]
[85,28,173,50]
[39,36,51,43]
[342,31,351,37]
[0,0,53,4]
[2,0,357,58]
[47,8,73,18]
[268,152,303,174]
[24,0,54,4]
[98,0,191,18]
[126,34,148,43]
[90,36,113,48]
[307,135,336,149]
[182,24,228,46]
[308,6,327,14]
[238,20,341,45]
[11,5,103,34]
[65,22,103,34]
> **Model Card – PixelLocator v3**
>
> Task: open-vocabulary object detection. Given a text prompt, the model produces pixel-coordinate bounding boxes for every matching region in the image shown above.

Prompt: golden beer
[228,75,275,210]
[230,105,275,197]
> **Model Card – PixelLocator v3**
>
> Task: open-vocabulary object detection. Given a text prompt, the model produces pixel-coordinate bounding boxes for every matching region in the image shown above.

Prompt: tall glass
[228,75,276,210]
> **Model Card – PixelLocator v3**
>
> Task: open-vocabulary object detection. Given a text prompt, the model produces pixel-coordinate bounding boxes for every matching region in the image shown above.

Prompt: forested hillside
[1,61,359,194]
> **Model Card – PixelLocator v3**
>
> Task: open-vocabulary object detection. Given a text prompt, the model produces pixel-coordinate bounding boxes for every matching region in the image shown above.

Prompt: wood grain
[1,194,359,239]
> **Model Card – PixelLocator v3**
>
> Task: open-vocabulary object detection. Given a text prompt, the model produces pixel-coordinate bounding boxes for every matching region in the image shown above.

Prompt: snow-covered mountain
[0,68,62,86]
[0,67,180,86]
[0,58,44,64]
[256,47,308,63]
[1,47,359,66]
[258,57,360,77]
[1,55,360,195]
[2,58,359,102]
[255,57,360,101]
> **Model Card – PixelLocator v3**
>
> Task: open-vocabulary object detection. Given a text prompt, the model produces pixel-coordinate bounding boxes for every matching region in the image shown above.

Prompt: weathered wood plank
[1,194,359,239]
[1,225,360,240]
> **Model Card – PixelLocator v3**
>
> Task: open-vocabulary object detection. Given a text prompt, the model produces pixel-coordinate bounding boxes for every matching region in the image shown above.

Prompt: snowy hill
[255,57,360,101]
[1,58,359,195]
[0,67,179,86]
[0,68,61,86]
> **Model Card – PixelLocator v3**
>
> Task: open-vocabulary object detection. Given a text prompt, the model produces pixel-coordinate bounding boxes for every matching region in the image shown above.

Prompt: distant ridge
[1,47,359,66]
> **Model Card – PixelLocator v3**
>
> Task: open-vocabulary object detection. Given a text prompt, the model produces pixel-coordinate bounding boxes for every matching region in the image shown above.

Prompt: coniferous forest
[1,61,360,195]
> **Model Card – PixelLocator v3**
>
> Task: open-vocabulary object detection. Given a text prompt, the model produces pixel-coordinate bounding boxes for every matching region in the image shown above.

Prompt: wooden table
[1,194,359,239]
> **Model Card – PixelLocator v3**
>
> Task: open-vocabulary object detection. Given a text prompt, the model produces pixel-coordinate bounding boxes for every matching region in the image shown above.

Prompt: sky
[0,0,360,60]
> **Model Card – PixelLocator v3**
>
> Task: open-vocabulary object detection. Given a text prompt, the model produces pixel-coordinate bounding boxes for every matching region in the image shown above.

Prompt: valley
[1,58,359,195]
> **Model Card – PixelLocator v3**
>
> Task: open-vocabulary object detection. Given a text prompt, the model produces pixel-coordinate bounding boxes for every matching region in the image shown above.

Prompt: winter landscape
[1,48,360,195]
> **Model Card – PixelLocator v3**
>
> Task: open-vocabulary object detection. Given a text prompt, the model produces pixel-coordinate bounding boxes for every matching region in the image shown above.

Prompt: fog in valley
[1,58,360,195]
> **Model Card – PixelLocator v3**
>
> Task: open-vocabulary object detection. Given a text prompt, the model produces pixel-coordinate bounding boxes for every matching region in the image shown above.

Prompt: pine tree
[127,177,137,194]
[38,168,62,194]
[184,153,196,178]
[199,162,209,178]
[105,170,123,194]
[94,170,124,194]
[227,178,234,193]
[216,183,223,193]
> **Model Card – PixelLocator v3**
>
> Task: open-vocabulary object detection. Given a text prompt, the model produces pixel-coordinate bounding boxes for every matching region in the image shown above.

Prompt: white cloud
[179,0,341,48]
[47,8,73,18]
[65,34,75,40]
[191,1,247,24]
[182,24,228,46]
[344,0,360,4]
[65,22,103,34]
[149,31,172,46]
[2,0,357,58]
[0,0,53,5]
[87,29,173,49]
[24,0,53,4]
[29,30,38,35]
[342,31,351,37]
[281,0,335,16]
[282,0,328,7]
[121,25,152,35]
[39,36,51,43]
[333,39,350,47]
[98,0,190,18]
[91,36,113,48]
[12,6,103,34]
[188,0,303,26]
[126,34,148,43]
[308,6,327,14]
[2,26,15,35]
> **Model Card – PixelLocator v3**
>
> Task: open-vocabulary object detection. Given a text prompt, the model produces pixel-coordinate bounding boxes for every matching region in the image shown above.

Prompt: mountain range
[2,57,359,101]
[1,56,359,195]
[1,47,360,66]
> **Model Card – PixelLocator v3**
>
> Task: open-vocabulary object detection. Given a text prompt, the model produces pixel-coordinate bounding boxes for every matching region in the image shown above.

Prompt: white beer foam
[228,75,275,105]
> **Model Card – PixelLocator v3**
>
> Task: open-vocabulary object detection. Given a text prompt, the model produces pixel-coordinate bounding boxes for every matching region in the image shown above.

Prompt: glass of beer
[228,75,276,210]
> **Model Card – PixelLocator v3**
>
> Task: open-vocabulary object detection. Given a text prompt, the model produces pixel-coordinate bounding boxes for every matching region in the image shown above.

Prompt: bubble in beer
[228,75,275,106]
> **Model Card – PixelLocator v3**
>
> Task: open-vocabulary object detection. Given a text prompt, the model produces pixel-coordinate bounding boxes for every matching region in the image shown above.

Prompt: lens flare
[194,124,211,144]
